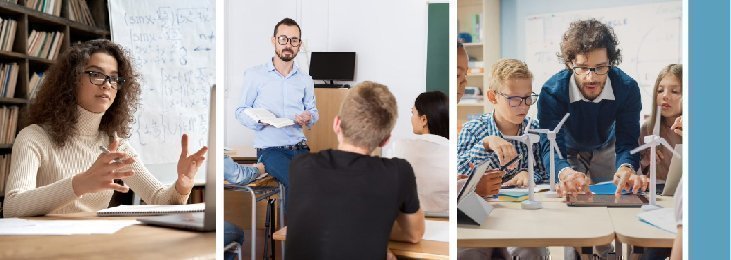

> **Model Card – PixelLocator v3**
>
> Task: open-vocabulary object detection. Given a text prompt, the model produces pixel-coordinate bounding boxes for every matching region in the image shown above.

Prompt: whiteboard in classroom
[524,1,682,117]
[108,0,215,184]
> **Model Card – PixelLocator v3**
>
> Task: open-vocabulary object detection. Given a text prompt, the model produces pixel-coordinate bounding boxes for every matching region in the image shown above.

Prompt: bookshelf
[457,0,500,130]
[0,0,110,207]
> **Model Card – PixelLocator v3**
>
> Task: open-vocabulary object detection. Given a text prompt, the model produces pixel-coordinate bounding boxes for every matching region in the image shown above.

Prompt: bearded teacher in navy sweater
[537,19,646,198]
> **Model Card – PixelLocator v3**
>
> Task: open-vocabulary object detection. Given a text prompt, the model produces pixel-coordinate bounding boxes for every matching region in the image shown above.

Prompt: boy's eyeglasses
[495,91,538,107]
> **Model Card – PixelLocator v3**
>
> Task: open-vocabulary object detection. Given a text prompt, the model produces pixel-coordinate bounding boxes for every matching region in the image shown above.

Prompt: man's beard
[277,48,296,62]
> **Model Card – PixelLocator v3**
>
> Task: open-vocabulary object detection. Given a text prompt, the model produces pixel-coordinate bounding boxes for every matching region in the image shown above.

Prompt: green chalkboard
[426,3,449,95]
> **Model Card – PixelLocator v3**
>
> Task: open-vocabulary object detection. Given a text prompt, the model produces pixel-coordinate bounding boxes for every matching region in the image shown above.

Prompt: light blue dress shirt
[235,58,319,148]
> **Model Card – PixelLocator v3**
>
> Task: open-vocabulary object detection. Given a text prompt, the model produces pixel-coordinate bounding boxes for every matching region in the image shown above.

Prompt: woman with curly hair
[3,39,208,217]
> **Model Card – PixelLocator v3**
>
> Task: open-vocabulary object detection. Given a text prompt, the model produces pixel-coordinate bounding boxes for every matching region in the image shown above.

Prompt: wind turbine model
[504,119,542,210]
[630,106,681,211]
[528,113,570,198]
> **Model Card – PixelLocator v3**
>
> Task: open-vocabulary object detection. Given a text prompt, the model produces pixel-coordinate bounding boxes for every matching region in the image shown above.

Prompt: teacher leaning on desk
[3,39,208,218]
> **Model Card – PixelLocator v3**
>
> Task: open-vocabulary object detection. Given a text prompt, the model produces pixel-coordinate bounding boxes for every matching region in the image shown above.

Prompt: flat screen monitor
[309,52,356,81]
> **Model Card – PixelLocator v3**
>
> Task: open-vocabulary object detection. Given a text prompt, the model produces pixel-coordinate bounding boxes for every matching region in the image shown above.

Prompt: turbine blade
[552,142,564,159]
[659,139,682,158]
[554,113,570,131]
[630,143,652,154]
[528,129,549,134]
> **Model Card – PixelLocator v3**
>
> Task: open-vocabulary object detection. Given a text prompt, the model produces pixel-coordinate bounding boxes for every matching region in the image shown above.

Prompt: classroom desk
[457,201,615,249]
[609,196,677,259]
[0,212,215,259]
[273,221,450,260]
[227,148,258,164]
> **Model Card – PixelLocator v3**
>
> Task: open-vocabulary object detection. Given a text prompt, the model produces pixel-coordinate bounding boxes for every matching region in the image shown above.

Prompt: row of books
[67,0,95,27]
[0,154,11,196]
[0,63,18,98]
[27,30,63,60]
[0,105,19,144]
[0,18,17,52]
[25,0,62,16]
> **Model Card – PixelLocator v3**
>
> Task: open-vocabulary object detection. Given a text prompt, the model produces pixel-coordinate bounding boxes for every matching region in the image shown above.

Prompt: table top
[273,220,449,260]
[458,201,615,248]
[226,147,257,161]
[0,212,215,259]
[608,196,677,248]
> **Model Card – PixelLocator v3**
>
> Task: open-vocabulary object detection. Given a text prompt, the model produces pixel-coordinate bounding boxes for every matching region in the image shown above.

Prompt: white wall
[224,0,429,153]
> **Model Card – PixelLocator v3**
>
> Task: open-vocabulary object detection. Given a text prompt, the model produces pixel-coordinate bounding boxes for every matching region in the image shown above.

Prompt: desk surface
[273,223,449,260]
[226,148,257,162]
[608,196,677,248]
[458,201,615,248]
[0,212,215,259]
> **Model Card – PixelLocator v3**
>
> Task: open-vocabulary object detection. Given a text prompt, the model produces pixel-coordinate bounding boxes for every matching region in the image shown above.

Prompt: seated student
[457,58,547,187]
[285,81,425,260]
[616,64,683,195]
[638,64,682,181]
[222,155,265,260]
[384,91,449,214]
[224,155,265,185]
[456,59,548,259]
[4,39,207,218]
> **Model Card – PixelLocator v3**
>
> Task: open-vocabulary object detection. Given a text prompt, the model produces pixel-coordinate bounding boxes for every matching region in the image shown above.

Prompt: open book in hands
[244,108,294,128]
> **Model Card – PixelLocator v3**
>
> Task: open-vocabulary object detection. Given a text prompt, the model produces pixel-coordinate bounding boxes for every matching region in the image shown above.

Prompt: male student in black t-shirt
[285,81,426,260]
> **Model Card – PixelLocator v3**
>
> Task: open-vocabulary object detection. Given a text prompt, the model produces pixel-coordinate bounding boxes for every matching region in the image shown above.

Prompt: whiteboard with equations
[524,1,681,118]
[109,0,215,184]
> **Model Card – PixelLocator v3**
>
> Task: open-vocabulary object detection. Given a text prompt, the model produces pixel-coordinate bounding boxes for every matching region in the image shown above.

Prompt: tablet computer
[457,162,491,204]
[566,194,648,207]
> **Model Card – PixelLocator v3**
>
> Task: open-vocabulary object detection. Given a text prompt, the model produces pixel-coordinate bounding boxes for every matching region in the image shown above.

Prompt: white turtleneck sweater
[3,106,188,217]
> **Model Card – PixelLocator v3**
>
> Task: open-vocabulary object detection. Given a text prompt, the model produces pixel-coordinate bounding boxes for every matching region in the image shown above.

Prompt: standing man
[537,19,644,196]
[235,18,319,189]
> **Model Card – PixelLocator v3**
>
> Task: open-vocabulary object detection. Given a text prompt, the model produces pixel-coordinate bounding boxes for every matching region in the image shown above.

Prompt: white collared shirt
[568,75,614,103]
[383,134,449,214]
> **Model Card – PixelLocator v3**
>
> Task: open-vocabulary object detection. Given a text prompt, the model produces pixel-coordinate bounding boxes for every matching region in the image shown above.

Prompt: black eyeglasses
[571,65,611,75]
[495,91,539,107]
[276,35,301,47]
[84,71,125,89]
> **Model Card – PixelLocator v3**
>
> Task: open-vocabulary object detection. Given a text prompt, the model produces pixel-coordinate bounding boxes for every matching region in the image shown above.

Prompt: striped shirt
[457,112,547,183]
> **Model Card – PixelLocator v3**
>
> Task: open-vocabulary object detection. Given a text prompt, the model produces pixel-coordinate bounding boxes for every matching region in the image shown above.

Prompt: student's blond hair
[338,81,398,152]
[488,59,533,92]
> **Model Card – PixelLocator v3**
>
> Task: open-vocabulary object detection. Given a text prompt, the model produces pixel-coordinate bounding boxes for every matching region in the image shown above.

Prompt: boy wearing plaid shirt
[457,59,550,259]
[457,59,547,187]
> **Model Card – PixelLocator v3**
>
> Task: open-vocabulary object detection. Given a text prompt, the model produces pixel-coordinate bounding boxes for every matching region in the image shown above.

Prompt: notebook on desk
[97,203,204,217]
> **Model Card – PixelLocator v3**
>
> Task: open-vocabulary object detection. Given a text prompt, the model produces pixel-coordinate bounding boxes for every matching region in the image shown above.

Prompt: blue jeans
[224,222,245,260]
[256,147,310,188]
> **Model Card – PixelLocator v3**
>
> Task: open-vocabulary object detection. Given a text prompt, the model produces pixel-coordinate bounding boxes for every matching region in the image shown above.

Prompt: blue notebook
[589,181,629,195]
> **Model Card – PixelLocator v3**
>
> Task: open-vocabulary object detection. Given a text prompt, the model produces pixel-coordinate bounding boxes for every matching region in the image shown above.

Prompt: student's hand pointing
[175,134,209,195]
[72,138,135,196]
[482,136,518,170]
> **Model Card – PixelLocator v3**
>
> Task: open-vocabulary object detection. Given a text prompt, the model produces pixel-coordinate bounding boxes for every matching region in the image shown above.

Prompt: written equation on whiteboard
[110,0,215,165]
